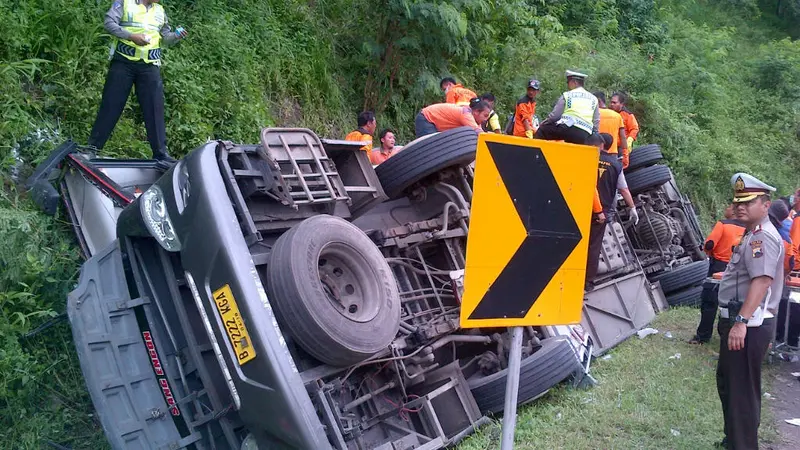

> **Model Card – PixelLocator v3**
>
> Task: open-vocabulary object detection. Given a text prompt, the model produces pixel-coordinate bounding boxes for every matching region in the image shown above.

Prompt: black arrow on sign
[468,142,583,320]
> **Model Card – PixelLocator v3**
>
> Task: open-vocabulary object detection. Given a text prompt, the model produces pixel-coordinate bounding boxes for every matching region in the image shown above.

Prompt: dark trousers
[585,219,608,284]
[535,122,590,145]
[716,318,774,450]
[695,258,729,342]
[414,112,439,138]
[88,58,167,157]
[776,292,800,346]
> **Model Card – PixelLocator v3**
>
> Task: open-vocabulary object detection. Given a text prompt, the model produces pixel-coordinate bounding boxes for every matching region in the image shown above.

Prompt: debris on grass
[664,331,673,339]
[779,353,800,363]
[670,428,681,436]
[669,353,681,360]
[784,418,800,427]
[637,328,659,339]
[763,392,772,399]
[601,354,612,360]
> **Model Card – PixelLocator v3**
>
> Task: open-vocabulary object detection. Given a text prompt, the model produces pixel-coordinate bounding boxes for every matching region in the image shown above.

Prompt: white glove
[629,207,639,225]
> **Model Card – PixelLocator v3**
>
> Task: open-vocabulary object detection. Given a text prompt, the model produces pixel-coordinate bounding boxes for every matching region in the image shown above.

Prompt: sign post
[460,134,598,449]
[500,326,523,449]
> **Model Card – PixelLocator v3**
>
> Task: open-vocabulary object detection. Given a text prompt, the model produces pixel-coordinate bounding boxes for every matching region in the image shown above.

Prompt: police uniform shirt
[105,0,179,47]
[717,216,784,323]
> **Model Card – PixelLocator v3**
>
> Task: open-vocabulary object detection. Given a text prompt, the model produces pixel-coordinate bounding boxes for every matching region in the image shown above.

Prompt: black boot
[152,148,177,163]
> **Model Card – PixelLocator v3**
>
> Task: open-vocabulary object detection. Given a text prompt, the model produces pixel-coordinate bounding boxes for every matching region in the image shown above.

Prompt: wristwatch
[734,315,748,325]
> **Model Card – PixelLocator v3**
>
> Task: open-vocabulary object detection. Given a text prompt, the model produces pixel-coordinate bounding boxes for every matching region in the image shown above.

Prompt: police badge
[750,240,763,258]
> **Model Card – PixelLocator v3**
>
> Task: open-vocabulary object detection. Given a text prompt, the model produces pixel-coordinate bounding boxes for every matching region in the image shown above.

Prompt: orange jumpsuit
[513,96,537,137]
[789,216,800,270]
[369,148,399,165]
[704,219,745,263]
[620,109,639,141]
[344,128,373,152]
[421,103,482,133]
[445,84,477,106]
[598,108,626,155]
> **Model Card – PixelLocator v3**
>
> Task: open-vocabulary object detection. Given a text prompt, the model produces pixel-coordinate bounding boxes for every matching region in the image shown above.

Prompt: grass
[458,307,779,450]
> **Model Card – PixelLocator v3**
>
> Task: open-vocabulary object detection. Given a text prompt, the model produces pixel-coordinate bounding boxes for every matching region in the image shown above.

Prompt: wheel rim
[317,242,381,323]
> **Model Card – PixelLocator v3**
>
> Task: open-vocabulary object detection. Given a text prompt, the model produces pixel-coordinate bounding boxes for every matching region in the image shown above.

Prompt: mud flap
[68,242,200,449]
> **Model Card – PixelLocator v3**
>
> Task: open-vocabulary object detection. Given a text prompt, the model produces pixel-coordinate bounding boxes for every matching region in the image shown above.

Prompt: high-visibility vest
[111,0,165,65]
[561,87,598,134]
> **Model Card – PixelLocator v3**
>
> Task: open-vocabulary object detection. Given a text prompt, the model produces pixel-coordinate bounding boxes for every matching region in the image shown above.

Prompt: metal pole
[500,326,524,450]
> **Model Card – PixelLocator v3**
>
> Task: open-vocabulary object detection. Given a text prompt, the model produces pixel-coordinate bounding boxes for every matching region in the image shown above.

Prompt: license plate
[212,284,256,365]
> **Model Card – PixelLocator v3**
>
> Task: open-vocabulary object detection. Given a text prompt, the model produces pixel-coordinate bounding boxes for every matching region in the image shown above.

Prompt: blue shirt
[779,217,792,242]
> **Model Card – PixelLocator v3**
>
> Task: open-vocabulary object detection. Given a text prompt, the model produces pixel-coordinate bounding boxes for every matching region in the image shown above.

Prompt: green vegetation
[0,0,798,448]
[458,307,779,450]
[0,189,107,448]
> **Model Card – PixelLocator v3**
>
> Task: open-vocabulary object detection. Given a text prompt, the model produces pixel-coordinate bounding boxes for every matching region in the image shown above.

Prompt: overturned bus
[28,127,614,449]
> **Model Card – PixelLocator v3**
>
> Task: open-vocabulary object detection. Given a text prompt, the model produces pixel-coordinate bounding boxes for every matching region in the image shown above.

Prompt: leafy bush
[0,187,107,449]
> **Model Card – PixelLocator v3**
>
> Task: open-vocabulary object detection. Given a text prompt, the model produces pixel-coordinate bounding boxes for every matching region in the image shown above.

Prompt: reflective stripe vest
[112,0,165,65]
[561,87,598,134]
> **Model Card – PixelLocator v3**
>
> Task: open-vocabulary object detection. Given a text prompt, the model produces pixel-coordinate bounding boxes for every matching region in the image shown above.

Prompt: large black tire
[468,338,581,415]
[375,127,478,199]
[651,259,710,294]
[666,285,703,307]
[266,215,401,366]
[627,144,663,171]
[626,164,672,195]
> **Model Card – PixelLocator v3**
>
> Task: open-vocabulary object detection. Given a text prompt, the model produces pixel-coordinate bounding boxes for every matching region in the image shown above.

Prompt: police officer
[535,70,599,145]
[88,0,188,162]
[716,173,784,450]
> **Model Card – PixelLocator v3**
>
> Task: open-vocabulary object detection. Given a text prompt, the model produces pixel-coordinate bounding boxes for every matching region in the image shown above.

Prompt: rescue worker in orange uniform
[369,129,401,165]
[594,91,629,168]
[689,204,745,344]
[440,77,477,106]
[777,193,800,346]
[344,111,376,152]
[768,201,796,274]
[789,190,800,264]
[513,79,540,138]
[414,102,490,138]
[610,92,640,151]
